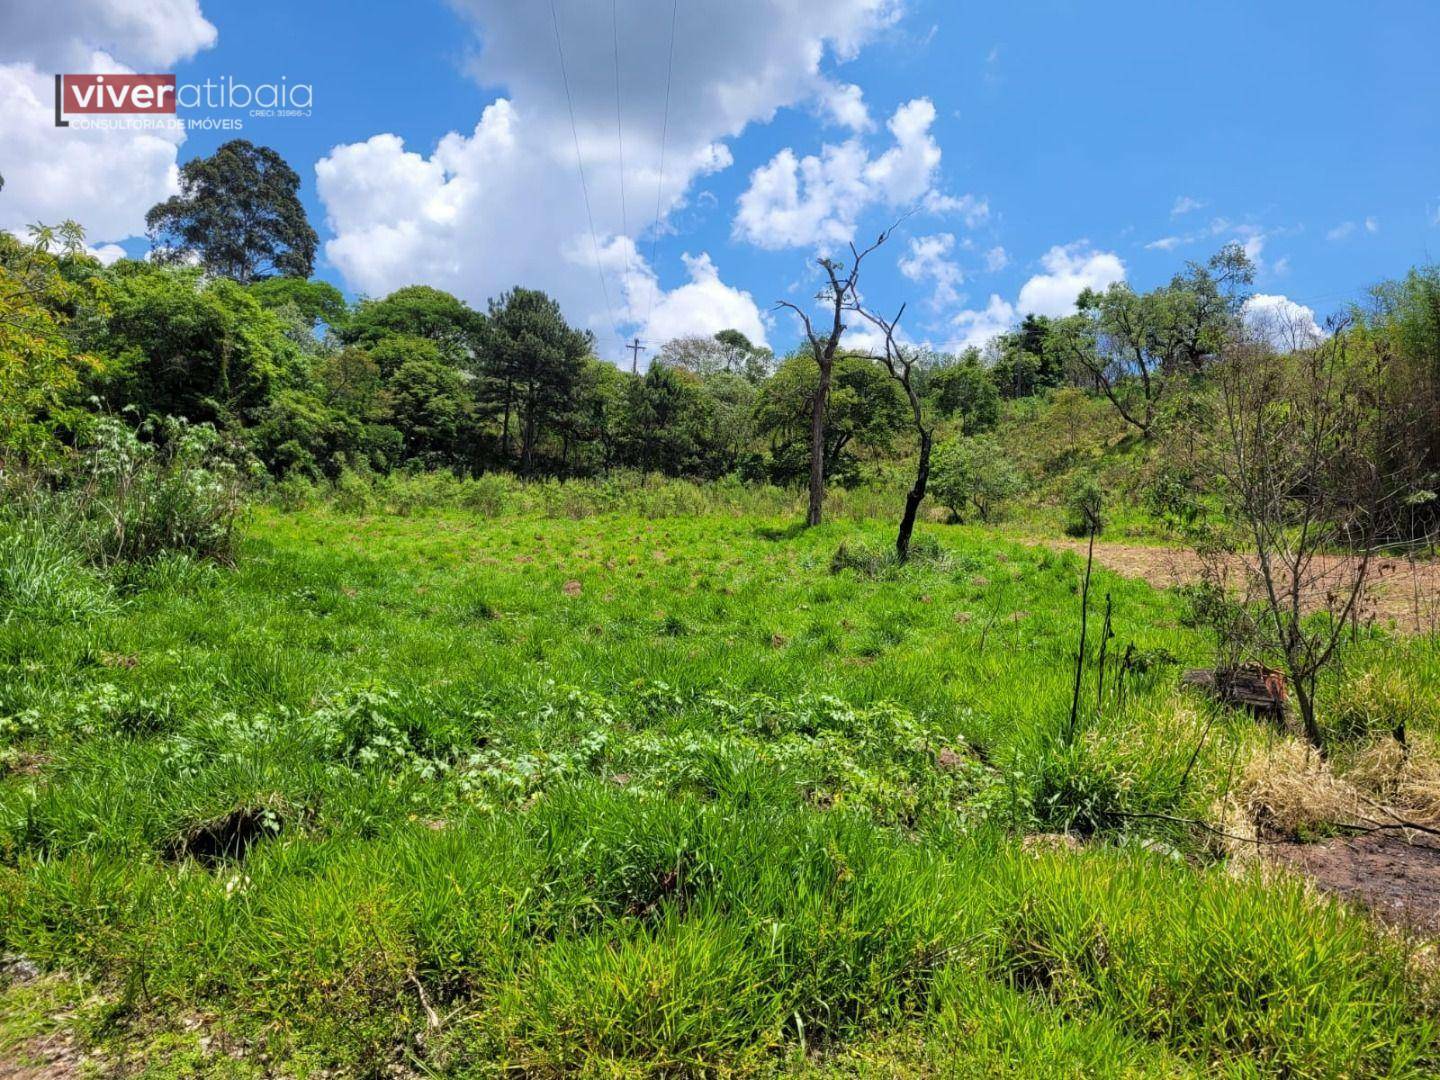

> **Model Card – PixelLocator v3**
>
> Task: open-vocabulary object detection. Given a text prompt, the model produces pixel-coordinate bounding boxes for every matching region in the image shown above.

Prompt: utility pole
[625,336,646,373]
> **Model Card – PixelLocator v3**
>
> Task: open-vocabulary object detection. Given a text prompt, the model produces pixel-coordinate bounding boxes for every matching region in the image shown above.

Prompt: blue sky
[4,0,1438,362]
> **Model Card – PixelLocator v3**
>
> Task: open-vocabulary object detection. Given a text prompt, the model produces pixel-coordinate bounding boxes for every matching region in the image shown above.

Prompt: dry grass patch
[1218,735,1440,852]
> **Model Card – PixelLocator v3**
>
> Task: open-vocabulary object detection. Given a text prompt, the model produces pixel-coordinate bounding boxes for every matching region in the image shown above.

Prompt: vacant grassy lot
[3,505,1438,1076]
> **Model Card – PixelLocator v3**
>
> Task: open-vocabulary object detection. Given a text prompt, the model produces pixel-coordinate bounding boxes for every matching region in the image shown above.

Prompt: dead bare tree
[850,299,932,561]
[776,229,893,527]
[1204,313,1418,748]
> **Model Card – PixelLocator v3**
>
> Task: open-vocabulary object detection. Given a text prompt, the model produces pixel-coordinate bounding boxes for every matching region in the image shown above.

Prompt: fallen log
[1182,662,1289,721]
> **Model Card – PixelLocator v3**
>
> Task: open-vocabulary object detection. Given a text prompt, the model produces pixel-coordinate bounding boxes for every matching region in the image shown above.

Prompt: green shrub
[1063,472,1107,537]
[332,467,378,513]
[63,415,252,565]
[271,470,318,511]
[931,435,1023,523]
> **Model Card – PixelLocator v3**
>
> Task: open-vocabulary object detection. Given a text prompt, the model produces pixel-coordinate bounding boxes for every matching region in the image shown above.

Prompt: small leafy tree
[1063,473,1107,537]
[754,352,907,487]
[621,363,719,477]
[0,223,107,471]
[928,351,1000,433]
[1047,245,1253,438]
[931,435,1022,524]
[384,356,474,466]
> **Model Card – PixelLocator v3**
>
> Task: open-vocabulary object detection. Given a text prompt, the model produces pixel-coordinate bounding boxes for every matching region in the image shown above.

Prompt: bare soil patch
[0,1036,81,1080]
[1035,539,1440,634]
[1269,831,1440,935]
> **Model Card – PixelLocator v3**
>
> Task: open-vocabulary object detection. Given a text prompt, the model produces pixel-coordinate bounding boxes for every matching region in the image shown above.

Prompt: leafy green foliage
[931,435,1022,522]
[145,139,317,283]
[339,285,483,366]
[928,352,1001,433]
[35,415,252,566]
[754,352,908,486]
[92,264,308,426]
[1063,472,1108,537]
[0,224,107,467]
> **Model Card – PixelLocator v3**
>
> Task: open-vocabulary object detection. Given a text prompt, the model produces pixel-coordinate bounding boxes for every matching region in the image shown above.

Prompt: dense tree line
[4,220,1435,531]
[2,142,1436,550]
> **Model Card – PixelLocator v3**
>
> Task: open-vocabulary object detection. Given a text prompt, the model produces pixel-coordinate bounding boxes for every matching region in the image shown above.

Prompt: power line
[612,0,634,316]
[549,0,623,352]
[643,0,679,333]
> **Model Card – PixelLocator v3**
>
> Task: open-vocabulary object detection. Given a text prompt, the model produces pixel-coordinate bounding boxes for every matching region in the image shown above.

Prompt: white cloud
[922,190,988,225]
[319,0,902,361]
[733,97,981,250]
[983,44,1002,88]
[1238,229,1265,269]
[0,0,216,69]
[1171,195,1205,217]
[818,81,872,132]
[1144,216,1276,269]
[1243,294,1326,350]
[647,252,767,346]
[945,293,1015,352]
[832,319,897,357]
[571,235,767,357]
[898,232,963,307]
[938,242,1125,353]
[1016,243,1125,317]
[0,55,188,244]
[0,3,215,246]
[1327,217,1376,242]
[86,241,128,265]
[984,244,1009,271]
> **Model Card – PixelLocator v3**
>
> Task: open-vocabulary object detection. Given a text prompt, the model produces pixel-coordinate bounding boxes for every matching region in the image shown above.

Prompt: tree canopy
[146,140,318,284]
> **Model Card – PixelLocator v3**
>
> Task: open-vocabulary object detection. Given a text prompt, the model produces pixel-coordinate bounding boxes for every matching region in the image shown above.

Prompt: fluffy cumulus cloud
[637,252,769,347]
[1015,243,1125,317]
[0,0,215,70]
[564,235,768,351]
[318,0,902,360]
[898,232,963,307]
[734,97,977,251]
[942,242,1125,351]
[946,294,1015,352]
[1243,294,1327,349]
[0,0,215,244]
[818,81,873,132]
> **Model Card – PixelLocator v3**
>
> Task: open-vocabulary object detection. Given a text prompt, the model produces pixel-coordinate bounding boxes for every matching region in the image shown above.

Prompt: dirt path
[1033,538,1440,636]
[1269,831,1440,935]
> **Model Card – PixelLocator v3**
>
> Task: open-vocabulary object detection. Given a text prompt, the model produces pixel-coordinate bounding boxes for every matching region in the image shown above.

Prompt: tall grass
[271,465,912,524]
[2,501,1436,1075]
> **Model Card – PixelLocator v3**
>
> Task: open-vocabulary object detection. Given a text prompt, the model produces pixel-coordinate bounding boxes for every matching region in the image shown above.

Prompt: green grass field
[3,503,1438,1077]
